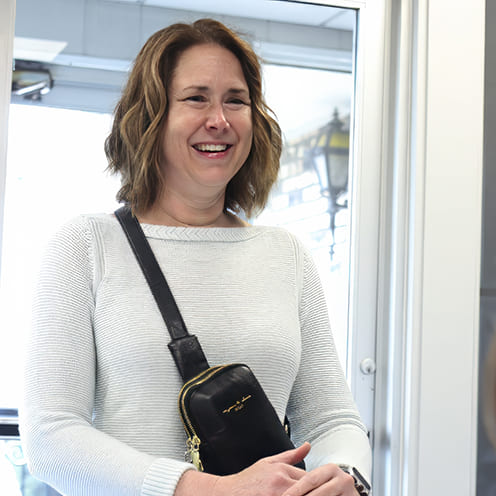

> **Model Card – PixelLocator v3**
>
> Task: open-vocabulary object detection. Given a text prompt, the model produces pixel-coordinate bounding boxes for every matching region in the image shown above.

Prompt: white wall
[415,2,483,493]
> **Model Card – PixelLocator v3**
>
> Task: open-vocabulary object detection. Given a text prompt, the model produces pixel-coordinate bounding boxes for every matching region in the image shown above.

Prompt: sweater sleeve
[286,241,372,481]
[19,217,193,496]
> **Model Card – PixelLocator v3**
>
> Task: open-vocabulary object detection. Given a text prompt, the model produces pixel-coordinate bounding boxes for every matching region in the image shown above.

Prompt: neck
[138,189,246,227]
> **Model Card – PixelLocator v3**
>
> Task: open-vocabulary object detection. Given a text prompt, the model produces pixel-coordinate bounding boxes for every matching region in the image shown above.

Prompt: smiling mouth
[193,144,232,152]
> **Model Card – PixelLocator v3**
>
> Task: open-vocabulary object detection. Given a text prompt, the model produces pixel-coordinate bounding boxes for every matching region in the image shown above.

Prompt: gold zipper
[178,365,229,470]
[186,435,203,471]
[179,365,225,435]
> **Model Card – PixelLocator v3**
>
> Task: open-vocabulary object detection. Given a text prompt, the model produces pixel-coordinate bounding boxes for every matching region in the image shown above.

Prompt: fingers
[283,463,308,482]
[281,463,356,496]
[268,442,311,468]
[212,446,309,496]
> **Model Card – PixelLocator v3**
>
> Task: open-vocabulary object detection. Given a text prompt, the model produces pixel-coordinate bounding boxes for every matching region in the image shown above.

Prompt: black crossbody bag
[115,206,305,476]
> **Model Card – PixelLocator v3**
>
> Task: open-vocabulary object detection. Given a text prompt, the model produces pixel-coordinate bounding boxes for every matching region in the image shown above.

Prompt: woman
[20,19,372,496]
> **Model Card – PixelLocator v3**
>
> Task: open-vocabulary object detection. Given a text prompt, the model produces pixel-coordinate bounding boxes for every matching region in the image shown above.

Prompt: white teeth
[195,144,228,152]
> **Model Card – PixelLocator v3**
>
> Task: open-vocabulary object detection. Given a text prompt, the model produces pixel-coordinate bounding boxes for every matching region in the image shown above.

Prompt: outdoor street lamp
[308,108,349,257]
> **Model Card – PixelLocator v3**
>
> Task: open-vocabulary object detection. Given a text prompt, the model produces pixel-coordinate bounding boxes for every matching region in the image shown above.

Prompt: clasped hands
[177,442,359,496]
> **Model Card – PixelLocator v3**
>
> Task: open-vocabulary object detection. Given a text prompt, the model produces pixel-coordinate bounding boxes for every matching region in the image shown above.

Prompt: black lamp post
[309,108,349,258]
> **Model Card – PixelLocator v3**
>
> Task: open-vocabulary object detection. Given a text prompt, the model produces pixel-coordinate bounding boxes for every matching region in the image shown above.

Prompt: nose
[205,103,229,131]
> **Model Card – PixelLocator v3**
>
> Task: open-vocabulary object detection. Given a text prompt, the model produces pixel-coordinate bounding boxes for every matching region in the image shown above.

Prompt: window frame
[0,0,15,274]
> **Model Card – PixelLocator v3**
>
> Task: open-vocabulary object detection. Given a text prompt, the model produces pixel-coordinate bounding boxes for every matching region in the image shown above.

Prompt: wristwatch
[338,465,371,496]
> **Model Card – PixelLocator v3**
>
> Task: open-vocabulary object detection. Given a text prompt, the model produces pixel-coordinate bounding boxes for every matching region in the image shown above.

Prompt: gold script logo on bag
[223,395,252,413]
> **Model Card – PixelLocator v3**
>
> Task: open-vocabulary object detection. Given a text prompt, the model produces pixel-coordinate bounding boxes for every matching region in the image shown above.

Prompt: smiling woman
[19,17,371,496]
[105,20,282,222]
[150,43,254,227]
[1,0,360,424]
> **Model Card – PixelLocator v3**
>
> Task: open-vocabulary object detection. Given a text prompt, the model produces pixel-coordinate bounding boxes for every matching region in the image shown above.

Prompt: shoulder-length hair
[105,18,282,218]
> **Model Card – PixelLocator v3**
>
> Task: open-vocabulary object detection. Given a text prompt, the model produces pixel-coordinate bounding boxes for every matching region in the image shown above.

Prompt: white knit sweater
[20,213,371,496]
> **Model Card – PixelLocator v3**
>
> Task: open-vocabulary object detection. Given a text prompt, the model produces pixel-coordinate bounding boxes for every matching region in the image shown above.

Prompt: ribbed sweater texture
[20,213,371,495]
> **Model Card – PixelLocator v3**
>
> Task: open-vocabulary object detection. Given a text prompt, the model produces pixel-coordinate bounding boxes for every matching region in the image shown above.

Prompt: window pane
[1,3,358,494]
[256,64,354,366]
[1,60,356,412]
[0,105,117,409]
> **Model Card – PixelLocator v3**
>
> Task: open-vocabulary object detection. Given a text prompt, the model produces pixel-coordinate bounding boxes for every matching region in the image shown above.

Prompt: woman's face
[160,43,253,201]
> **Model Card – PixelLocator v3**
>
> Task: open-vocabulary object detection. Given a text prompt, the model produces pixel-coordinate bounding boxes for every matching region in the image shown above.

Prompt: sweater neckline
[139,221,265,242]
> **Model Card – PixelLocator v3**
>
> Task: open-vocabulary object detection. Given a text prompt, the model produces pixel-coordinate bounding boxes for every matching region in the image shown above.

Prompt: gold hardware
[179,365,224,437]
[186,435,203,471]
[223,394,252,414]
[178,365,226,472]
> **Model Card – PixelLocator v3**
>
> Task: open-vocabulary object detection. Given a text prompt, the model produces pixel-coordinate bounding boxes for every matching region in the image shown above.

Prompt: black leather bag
[115,206,305,475]
[179,363,301,475]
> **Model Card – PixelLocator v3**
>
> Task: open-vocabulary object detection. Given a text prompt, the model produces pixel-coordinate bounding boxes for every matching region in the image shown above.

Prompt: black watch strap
[338,465,371,496]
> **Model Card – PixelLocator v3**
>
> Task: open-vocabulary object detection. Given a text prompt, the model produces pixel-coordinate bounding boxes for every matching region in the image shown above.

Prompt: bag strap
[115,205,209,382]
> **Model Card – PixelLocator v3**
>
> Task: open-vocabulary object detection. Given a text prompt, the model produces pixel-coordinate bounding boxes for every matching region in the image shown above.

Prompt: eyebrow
[182,85,250,96]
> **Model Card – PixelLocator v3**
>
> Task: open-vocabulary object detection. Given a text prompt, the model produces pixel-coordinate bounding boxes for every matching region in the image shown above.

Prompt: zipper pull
[187,435,203,471]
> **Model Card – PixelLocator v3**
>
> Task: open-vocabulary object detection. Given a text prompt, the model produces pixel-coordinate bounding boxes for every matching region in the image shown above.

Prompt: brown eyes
[185,95,206,102]
[183,96,250,107]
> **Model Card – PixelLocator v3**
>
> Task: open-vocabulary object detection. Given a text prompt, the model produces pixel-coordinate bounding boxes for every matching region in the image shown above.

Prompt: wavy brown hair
[105,18,282,218]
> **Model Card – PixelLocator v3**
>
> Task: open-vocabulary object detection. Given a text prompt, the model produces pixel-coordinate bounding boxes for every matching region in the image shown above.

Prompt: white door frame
[368,0,484,495]
[307,1,483,495]
[0,0,15,275]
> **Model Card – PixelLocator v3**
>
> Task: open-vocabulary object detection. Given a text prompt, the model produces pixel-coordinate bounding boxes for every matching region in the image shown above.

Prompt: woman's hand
[280,463,358,496]
[212,442,310,496]
[175,443,358,496]
[175,443,310,496]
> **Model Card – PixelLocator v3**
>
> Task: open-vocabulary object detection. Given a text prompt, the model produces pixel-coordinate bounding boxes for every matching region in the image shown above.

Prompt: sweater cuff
[306,426,372,483]
[141,458,196,496]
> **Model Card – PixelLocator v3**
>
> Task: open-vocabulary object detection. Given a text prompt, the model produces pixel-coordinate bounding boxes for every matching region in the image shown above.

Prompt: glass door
[256,62,354,366]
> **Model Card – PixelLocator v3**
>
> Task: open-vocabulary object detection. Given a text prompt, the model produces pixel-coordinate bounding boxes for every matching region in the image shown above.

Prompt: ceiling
[107,0,356,30]
[12,0,355,112]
